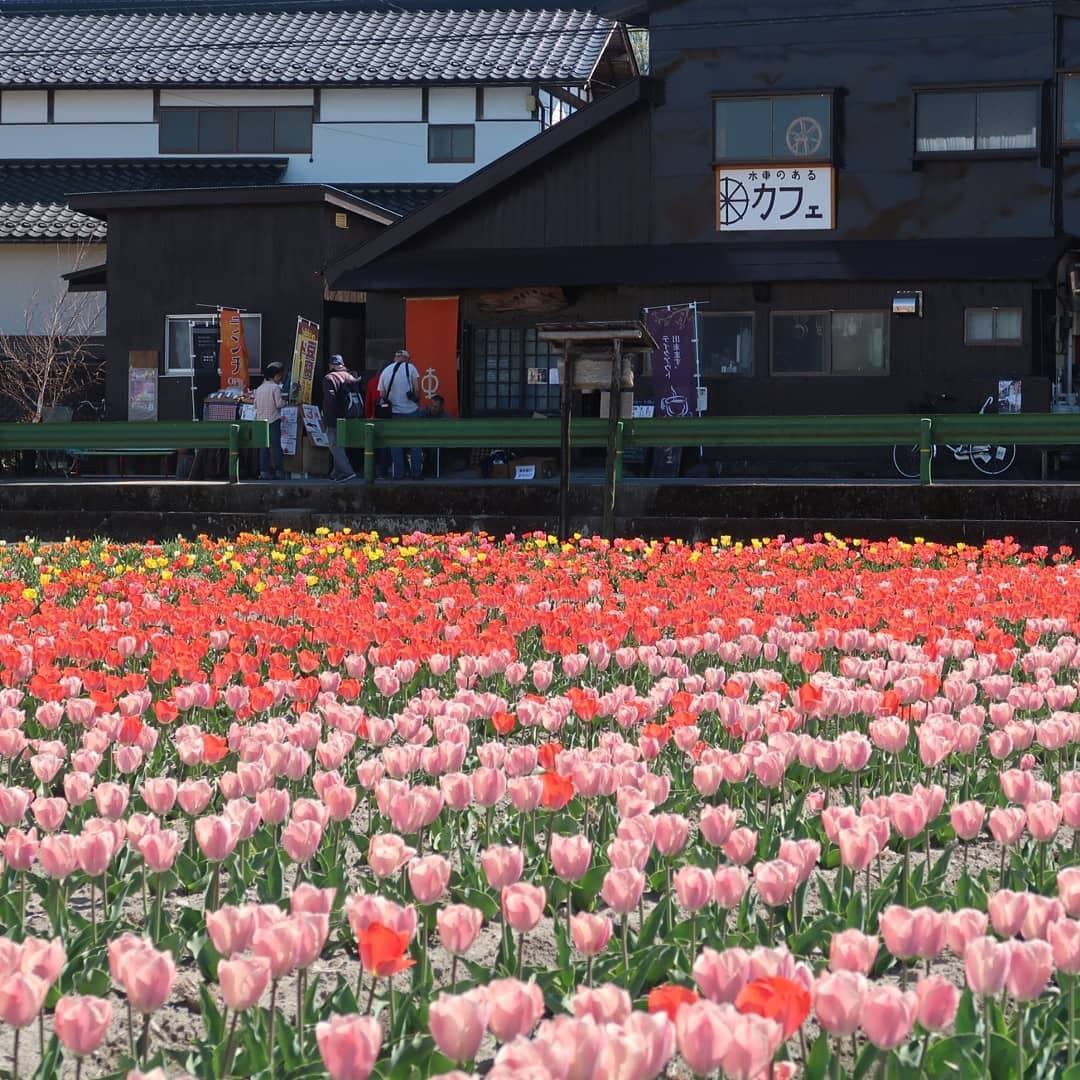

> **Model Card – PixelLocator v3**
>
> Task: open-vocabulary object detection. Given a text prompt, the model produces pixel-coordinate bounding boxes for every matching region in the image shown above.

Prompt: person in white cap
[323,354,359,481]
[377,348,422,479]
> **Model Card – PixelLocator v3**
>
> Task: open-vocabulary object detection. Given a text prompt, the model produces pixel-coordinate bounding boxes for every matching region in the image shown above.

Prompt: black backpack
[337,377,364,420]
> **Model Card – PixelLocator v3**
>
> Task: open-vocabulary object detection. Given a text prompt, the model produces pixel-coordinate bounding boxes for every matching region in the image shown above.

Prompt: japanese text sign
[716,166,834,232]
[218,308,250,392]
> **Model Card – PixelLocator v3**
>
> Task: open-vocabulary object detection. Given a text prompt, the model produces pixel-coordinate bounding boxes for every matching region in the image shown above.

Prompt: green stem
[268,980,278,1080]
[128,1000,135,1062]
[1070,975,1076,1069]
[1017,1001,1025,1080]
[221,1012,239,1078]
[138,1013,150,1065]
[622,915,629,974]
[450,955,458,994]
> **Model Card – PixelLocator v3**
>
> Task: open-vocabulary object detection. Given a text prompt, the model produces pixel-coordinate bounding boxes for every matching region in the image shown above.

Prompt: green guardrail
[0,421,270,484]
[340,413,1080,486]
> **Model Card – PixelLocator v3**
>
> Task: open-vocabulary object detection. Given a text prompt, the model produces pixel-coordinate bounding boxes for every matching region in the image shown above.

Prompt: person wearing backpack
[377,349,422,479]
[322,355,362,482]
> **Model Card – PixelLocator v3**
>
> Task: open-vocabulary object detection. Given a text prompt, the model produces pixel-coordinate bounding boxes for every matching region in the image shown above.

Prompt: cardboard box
[489,456,557,480]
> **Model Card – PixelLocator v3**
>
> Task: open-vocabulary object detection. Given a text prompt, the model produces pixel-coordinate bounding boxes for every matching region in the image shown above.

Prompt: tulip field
[7,531,1080,1078]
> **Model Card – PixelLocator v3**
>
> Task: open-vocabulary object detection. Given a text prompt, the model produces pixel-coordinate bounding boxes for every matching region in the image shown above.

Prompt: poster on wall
[301,404,329,447]
[998,380,1022,414]
[218,308,250,392]
[644,306,699,418]
[192,325,219,374]
[716,166,835,232]
[280,406,299,456]
[290,318,320,405]
[128,368,157,421]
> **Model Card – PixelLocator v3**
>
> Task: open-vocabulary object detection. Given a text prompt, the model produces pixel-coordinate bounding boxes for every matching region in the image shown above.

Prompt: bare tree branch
[0,241,104,423]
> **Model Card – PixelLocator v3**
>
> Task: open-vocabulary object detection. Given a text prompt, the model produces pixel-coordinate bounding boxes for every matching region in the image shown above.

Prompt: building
[0,3,636,417]
[327,0,1080,433]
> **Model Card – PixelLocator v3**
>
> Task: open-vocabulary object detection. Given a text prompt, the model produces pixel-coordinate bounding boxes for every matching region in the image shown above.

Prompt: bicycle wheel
[892,443,921,479]
[971,443,1016,477]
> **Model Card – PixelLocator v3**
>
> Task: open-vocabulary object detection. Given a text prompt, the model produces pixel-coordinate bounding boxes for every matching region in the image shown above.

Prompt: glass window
[714,93,832,163]
[965,307,1022,344]
[771,311,889,374]
[274,108,313,153]
[164,314,262,375]
[831,312,888,373]
[159,109,198,153]
[198,109,235,154]
[699,313,754,375]
[429,124,475,163]
[916,88,1038,154]
[1063,75,1080,143]
[771,313,828,374]
[471,327,558,414]
[237,109,274,153]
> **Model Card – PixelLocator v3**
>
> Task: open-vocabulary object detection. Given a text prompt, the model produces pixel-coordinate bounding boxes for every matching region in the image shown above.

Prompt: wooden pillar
[602,339,623,540]
[558,351,575,539]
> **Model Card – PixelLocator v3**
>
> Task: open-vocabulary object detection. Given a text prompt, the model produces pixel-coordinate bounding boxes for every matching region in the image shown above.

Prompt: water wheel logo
[717,177,749,226]
[786,116,823,157]
[420,367,440,397]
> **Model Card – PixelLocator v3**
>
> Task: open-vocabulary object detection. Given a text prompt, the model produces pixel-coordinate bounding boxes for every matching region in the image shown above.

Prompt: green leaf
[76,967,110,997]
[988,1032,1018,1080]
[453,887,499,920]
[257,849,284,905]
[853,1042,881,1080]
[924,1034,981,1077]
[199,984,225,1045]
[955,988,978,1037]
[805,1032,830,1080]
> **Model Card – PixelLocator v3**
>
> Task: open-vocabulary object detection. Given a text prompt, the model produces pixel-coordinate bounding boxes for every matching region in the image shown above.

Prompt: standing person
[365,365,390,480]
[253,362,286,480]
[377,349,422,479]
[322,355,360,482]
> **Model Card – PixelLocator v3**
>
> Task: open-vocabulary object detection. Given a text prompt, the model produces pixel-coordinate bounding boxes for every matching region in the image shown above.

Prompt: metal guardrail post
[228,424,240,484]
[614,420,625,484]
[919,418,933,485]
[363,423,376,484]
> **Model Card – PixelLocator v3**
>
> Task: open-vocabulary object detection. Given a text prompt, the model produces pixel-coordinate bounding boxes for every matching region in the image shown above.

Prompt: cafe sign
[716,166,835,232]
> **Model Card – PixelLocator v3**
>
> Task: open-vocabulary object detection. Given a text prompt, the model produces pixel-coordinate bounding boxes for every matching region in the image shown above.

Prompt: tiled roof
[332,183,450,218]
[0,158,287,239]
[0,8,615,87]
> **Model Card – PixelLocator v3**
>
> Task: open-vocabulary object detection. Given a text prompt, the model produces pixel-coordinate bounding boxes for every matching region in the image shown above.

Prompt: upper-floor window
[428,124,475,164]
[159,107,312,155]
[714,93,833,164]
[915,87,1039,155]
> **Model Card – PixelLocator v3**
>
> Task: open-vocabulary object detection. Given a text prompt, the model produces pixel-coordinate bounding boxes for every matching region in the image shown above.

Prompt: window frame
[428,123,476,164]
[1059,72,1080,148]
[163,313,262,377]
[469,325,560,416]
[912,82,1042,161]
[769,309,890,377]
[158,106,312,155]
[711,89,836,166]
[963,306,1024,346]
[697,311,756,377]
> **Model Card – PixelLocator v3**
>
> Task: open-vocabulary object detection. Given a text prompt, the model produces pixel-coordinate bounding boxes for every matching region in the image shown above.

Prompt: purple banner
[645,306,698,417]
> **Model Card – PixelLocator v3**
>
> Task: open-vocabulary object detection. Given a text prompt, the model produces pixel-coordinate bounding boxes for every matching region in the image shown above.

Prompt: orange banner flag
[405,297,460,416]
[219,308,250,392]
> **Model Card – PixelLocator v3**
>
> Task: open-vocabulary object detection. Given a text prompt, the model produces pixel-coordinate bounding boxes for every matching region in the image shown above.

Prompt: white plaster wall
[1,91,47,124]
[320,88,422,122]
[428,87,476,123]
[53,90,154,123]
[483,87,533,120]
[0,124,158,158]
[0,244,106,336]
[159,89,314,108]
[284,118,539,182]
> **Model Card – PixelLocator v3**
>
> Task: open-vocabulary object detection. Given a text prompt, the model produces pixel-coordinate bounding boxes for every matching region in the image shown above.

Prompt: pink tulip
[30,797,67,833]
[570,912,612,956]
[1026,800,1063,842]
[206,906,256,958]
[256,787,291,825]
[93,782,129,821]
[437,905,484,956]
[480,845,524,889]
[322,783,357,823]
[1061,867,1080,917]
[1048,919,1080,974]
[570,983,631,1025]
[989,807,1026,846]
[950,800,986,841]
[653,813,690,856]
[713,865,750,909]
[880,906,946,961]
[989,890,1030,939]
[860,985,918,1049]
[889,794,928,840]
[429,989,489,1063]
[721,1012,784,1080]
[137,830,181,874]
[140,778,177,816]
[753,859,798,908]
[408,855,451,904]
[829,929,879,975]
[601,867,645,914]
[470,767,506,808]
[550,834,591,882]
[675,1000,732,1077]
[20,938,65,987]
[367,833,415,878]
[0,972,46,1028]
[721,827,758,865]
[947,909,989,956]
[194,815,240,862]
[837,828,879,872]
[502,883,546,933]
[814,971,865,1036]
[486,978,544,1042]
[219,954,271,1011]
[253,920,302,980]
[54,994,113,1057]
[38,834,77,880]
[1005,940,1054,1001]
[316,1013,382,1080]
[177,779,213,816]
[693,946,749,1004]
[75,829,114,878]
[113,943,175,1013]
[915,975,959,1031]
[700,804,737,847]
[291,884,336,916]
[674,866,714,913]
[965,937,1012,996]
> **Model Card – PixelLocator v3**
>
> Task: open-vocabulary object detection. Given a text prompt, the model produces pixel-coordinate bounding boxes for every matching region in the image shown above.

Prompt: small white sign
[514,465,536,480]
[696,386,709,412]
[632,403,655,418]
[280,406,299,456]
[301,404,330,448]
[239,403,256,422]
[717,166,834,231]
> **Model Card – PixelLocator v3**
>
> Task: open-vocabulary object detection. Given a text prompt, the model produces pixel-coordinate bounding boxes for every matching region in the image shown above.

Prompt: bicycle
[65,398,108,476]
[892,394,1016,479]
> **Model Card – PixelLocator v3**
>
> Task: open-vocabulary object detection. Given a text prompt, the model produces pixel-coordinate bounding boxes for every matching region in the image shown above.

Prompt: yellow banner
[290,317,320,405]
